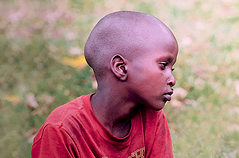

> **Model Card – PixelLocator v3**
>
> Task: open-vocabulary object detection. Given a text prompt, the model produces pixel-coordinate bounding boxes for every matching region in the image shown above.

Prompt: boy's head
[84,11,178,110]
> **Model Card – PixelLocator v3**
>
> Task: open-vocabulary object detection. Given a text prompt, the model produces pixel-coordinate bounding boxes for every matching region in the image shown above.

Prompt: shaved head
[84,11,177,81]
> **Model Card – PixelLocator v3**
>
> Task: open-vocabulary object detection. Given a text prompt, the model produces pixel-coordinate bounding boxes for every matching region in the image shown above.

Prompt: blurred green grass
[0,0,239,157]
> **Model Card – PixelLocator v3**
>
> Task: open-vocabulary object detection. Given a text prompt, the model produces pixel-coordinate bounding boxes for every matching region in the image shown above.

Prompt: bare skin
[85,11,178,138]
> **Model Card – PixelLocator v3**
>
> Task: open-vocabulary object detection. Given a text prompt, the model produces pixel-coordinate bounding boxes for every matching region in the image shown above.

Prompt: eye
[172,68,175,72]
[159,62,168,70]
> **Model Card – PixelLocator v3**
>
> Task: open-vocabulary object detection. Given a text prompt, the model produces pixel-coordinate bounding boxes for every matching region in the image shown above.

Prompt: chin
[149,103,165,111]
[153,107,164,111]
[140,99,165,111]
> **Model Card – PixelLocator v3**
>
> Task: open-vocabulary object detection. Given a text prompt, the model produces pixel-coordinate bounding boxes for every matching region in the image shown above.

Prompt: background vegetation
[0,0,239,157]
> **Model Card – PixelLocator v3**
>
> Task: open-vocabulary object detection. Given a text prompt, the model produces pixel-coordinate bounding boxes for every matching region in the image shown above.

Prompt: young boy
[32,11,178,158]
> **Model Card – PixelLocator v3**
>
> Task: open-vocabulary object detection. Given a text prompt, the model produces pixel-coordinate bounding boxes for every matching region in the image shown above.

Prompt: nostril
[167,77,176,87]
[169,82,174,87]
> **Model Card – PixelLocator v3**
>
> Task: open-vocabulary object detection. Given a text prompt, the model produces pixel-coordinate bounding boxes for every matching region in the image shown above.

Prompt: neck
[90,89,138,138]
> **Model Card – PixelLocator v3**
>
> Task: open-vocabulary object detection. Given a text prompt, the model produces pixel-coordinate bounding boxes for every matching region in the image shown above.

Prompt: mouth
[163,91,173,102]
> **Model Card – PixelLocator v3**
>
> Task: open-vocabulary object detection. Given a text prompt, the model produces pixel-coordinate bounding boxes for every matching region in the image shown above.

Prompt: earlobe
[110,55,128,81]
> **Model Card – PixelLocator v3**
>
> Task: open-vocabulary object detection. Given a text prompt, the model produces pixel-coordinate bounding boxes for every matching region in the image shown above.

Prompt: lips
[163,91,173,102]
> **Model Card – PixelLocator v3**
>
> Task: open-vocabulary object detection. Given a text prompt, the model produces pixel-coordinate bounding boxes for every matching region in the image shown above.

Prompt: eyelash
[159,62,175,71]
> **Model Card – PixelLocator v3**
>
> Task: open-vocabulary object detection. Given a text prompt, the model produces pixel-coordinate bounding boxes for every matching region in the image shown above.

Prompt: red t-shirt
[31,94,173,158]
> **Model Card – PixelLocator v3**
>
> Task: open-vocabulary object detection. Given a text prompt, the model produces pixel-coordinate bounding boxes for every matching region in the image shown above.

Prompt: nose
[167,72,176,87]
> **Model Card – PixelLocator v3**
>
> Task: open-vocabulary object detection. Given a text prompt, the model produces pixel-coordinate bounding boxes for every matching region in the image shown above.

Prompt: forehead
[131,25,178,61]
[142,42,178,64]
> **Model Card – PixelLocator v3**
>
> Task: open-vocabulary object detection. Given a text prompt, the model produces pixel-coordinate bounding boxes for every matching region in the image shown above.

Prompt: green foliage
[0,0,239,157]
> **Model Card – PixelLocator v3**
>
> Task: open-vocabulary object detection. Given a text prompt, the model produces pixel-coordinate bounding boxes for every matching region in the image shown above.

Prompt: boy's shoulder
[43,94,93,126]
[32,94,93,146]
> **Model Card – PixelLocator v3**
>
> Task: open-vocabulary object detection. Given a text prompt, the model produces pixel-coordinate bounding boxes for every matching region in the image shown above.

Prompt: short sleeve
[31,124,79,158]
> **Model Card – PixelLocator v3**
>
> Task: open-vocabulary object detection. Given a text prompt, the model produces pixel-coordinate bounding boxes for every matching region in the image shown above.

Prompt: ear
[110,55,128,81]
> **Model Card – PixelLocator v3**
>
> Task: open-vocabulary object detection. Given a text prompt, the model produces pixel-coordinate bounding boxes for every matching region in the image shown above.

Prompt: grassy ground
[0,0,239,157]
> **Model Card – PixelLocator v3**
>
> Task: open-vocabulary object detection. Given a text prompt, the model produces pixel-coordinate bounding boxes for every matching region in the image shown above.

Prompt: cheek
[129,61,165,85]
[132,68,154,83]
[129,65,148,82]
[149,75,165,88]
[137,71,164,88]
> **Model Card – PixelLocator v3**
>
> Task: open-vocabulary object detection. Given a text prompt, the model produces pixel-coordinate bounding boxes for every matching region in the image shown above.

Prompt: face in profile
[127,25,178,110]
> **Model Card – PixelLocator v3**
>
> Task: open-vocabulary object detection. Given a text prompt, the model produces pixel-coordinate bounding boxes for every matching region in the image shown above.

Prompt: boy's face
[127,29,178,111]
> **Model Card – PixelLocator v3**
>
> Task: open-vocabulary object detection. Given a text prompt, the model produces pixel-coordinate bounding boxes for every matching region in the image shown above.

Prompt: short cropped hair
[84,11,170,80]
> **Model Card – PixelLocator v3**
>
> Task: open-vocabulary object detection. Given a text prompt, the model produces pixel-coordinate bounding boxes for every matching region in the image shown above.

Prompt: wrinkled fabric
[32,94,173,158]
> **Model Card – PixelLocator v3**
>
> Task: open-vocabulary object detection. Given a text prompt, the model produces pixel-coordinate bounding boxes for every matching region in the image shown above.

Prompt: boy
[32,11,178,158]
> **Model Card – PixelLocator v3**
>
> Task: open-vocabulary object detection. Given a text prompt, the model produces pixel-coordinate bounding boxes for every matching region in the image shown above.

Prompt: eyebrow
[166,57,174,63]
[157,55,175,64]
